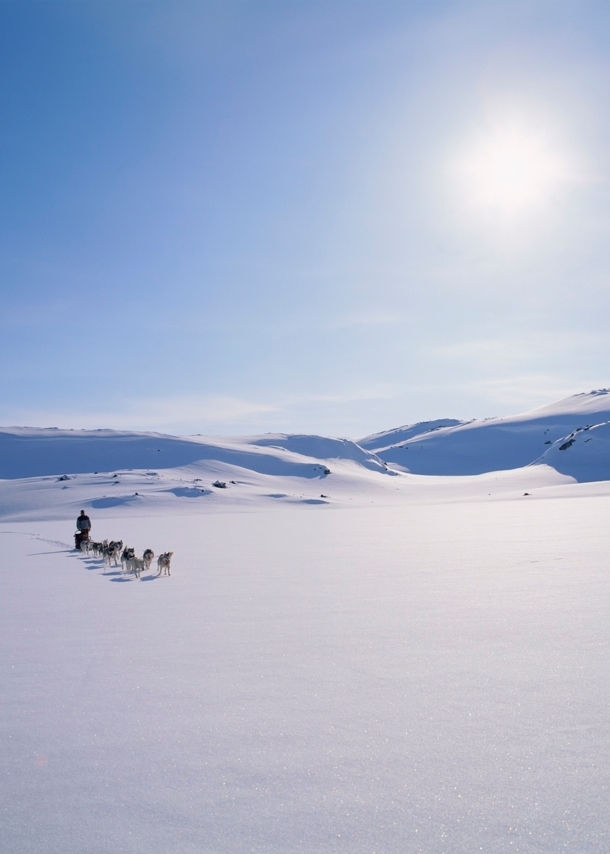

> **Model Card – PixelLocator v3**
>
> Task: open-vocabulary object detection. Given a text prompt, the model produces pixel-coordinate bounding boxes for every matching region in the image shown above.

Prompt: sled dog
[127,556,146,579]
[121,547,135,572]
[157,552,173,576]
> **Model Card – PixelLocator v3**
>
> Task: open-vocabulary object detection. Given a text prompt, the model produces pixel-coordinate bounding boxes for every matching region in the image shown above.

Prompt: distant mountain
[358,419,464,451]
[249,434,388,472]
[359,390,610,478]
[533,420,610,482]
[0,427,388,480]
[2,389,610,484]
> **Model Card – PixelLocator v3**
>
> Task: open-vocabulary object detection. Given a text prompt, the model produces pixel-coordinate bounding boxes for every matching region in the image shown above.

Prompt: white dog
[156,552,173,576]
[127,556,146,579]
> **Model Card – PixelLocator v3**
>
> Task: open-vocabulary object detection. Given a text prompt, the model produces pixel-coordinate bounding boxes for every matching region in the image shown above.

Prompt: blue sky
[2,0,610,436]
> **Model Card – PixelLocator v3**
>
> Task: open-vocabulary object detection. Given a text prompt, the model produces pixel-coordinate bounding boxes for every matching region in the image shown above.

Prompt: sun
[460,125,566,214]
[447,105,579,234]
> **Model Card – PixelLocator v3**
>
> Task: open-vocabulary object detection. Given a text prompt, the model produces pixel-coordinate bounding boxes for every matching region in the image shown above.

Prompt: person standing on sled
[75,510,91,550]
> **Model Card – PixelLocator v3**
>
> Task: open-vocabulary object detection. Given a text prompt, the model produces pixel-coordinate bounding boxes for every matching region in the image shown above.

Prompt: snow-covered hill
[0,427,389,480]
[532,420,610,482]
[0,427,397,522]
[360,390,610,478]
[3,393,610,854]
[2,390,610,497]
[357,418,464,451]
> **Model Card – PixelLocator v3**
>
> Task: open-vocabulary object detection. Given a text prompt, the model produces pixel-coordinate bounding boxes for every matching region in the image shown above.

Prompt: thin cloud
[0,386,401,436]
[429,331,604,365]
[285,384,401,406]
[0,395,277,434]
[328,312,403,330]
[459,375,602,408]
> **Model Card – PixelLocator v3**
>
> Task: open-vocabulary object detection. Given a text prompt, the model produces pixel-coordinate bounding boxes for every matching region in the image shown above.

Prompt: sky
[2,0,610,437]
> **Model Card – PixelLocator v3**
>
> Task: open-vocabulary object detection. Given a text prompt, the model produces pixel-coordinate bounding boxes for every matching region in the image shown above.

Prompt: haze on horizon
[2,0,610,437]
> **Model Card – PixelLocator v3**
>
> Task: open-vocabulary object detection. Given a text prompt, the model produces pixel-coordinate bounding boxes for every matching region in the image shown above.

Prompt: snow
[533,420,610,482]
[2,391,610,852]
[360,389,610,476]
[0,428,387,481]
[357,418,465,451]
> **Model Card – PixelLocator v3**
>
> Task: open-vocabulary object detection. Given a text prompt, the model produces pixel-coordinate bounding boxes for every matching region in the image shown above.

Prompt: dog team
[80,538,173,578]
[76,510,172,578]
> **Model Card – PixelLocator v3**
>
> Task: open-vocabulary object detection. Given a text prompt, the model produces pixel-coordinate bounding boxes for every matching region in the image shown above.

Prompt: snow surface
[357,419,464,451]
[2,391,610,853]
[361,389,610,477]
[533,420,610,482]
[0,428,388,480]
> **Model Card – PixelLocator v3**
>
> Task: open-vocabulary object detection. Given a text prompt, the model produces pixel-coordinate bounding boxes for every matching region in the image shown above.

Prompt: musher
[75,510,92,550]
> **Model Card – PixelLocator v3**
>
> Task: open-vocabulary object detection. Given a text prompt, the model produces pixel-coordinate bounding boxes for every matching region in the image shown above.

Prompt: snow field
[2,491,610,853]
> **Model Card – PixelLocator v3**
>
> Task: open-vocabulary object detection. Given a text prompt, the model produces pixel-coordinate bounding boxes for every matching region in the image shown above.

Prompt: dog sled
[74,530,90,551]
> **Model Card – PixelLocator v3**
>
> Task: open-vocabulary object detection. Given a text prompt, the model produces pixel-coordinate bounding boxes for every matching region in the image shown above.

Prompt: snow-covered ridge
[248,433,388,472]
[359,390,610,480]
[0,427,389,480]
[2,389,610,486]
[531,420,610,482]
[357,419,464,451]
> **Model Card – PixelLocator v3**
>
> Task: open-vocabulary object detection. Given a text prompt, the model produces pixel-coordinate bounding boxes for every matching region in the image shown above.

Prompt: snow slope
[0,427,388,481]
[358,418,464,450]
[361,389,610,477]
[2,392,610,853]
[249,433,389,472]
[3,390,610,488]
[533,420,610,482]
[2,482,610,854]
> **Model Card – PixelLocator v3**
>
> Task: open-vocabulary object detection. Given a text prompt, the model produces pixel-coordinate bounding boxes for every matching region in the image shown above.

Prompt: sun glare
[461,125,567,213]
[447,105,580,239]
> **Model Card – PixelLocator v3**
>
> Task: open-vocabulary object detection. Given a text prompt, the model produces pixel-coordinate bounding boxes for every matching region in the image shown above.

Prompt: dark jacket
[76,514,91,531]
